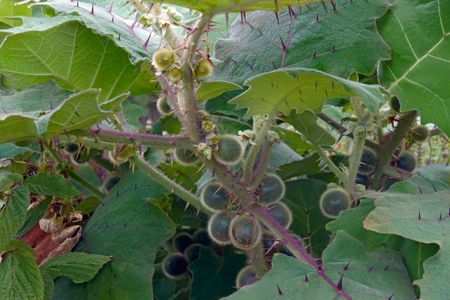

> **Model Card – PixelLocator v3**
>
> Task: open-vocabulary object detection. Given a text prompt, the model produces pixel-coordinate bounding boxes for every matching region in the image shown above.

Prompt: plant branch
[249,242,267,278]
[312,144,349,187]
[249,205,352,300]
[346,127,366,193]
[82,128,193,148]
[372,110,418,189]
[133,155,209,214]
[317,112,380,152]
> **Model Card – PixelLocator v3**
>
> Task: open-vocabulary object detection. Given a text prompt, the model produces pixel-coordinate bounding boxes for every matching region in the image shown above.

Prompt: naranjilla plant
[0,0,449,299]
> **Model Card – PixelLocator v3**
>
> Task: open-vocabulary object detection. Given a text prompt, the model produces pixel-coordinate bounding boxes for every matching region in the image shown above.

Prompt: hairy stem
[180,15,210,142]
[83,128,192,148]
[133,155,208,214]
[346,128,366,193]
[372,111,418,189]
[252,139,273,187]
[249,242,267,278]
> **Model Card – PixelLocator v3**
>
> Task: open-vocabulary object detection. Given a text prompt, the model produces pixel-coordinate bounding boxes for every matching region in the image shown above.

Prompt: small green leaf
[40,89,127,135]
[230,68,384,118]
[0,240,44,300]
[0,185,29,247]
[287,110,335,146]
[24,173,80,198]
[196,81,242,101]
[224,231,415,300]
[378,0,450,135]
[364,191,450,299]
[40,252,111,283]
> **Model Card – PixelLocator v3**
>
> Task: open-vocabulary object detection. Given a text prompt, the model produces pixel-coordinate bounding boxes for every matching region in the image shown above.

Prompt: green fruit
[173,232,193,253]
[167,67,182,81]
[267,203,292,228]
[174,147,199,166]
[194,59,213,80]
[152,49,176,72]
[162,253,188,279]
[235,266,257,289]
[200,181,230,212]
[65,143,79,153]
[214,134,244,166]
[184,243,204,263]
[396,151,416,172]
[229,215,262,251]
[156,96,172,116]
[358,147,377,175]
[319,187,351,219]
[390,96,400,112]
[192,229,212,246]
[411,125,430,142]
[207,212,232,245]
[258,173,285,206]
[104,173,122,192]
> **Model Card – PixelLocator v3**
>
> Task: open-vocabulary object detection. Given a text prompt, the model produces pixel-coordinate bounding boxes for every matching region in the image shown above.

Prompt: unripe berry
[152,49,176,72]
[194,59,213,80]
[396,151,417,172]
[229,215,262,251]
[162,253,188,279]
[184,243,204,263]
[173,148,199,166]
[258,173,285,206]
[214,134,244,166]
[319,187,351,219]
[267,203,292,228]
[200,181,230,212]
[235,266,257,289]
[355,174,370,189]
[173,232,193,253]
[207,212,232,245]
[192,229,212,246]
[411,125,429,142]
[156,96,172,116]
[358,147,377,175]
[167,67,182,82]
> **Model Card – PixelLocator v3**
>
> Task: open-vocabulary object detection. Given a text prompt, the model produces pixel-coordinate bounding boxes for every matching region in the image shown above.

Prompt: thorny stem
[44,143,105,199]
[317,112,380,152]
[372,111,418,189]
[133,155,209,214]
[249,205,352,300]
[84,127,193,148]
[180,15,210,142]
[251,139,273,187]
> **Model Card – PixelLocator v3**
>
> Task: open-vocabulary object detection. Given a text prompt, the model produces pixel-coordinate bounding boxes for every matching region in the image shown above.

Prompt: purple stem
[88,127,191,148]
[249,205,352,300]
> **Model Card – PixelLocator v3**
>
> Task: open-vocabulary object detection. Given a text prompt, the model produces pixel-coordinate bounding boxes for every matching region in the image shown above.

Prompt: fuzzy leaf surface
[378,0,450,135]
[364,191,450,299]
[0,186,29,247]
[196,81,242,102]
[52,170,175,299]
[224,231,415,300]
[213,0,391,84]
[0,240,44,300]
[24,173,80,198]
[230,68,384,118]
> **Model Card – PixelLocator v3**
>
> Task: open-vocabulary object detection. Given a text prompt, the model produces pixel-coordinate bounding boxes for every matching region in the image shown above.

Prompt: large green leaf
[224,231,415,300]
[53,170,175,299]
[284,178,330,255]
[33,1,156,62]
[0,83,70,118]
[144,0,322,14]
[41,252,111,283]
[0,0,31,27]
[287,110,334,146]
[0,20,153,102]
[213,0,391,83]
[196,81,242,102]
[364,191,450,299]
[0,114,38,143]
[0,185,29,247]
[230,68,385,118]
[0,240,44,300]
[378,0,450,135]
[189,247,246,300]
[24,173,80,198]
